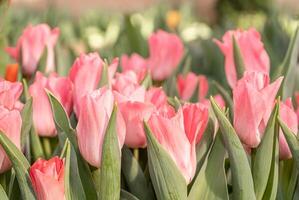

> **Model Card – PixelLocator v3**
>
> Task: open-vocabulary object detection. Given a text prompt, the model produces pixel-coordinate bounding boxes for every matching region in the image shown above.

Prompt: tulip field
[0,0,299,200]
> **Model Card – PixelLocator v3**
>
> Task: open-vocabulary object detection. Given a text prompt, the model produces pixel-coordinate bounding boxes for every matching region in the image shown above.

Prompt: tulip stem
[91,168,101,194]
[42,138,52,158]
[133,149,139,160]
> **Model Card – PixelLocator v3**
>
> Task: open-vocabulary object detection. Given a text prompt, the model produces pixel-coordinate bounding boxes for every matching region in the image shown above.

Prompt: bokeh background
[0,0,298,87]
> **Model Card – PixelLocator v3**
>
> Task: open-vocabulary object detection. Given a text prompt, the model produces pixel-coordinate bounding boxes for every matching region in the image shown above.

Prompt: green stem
[91,167,101,195]
[42,137,52,159]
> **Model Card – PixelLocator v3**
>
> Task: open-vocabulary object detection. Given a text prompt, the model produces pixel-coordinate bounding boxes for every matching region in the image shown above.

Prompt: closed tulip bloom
[177,72,198,101]
[295,92,299,125]
[6,24,60,76]
[0,106,22,173]
[121,53,147,82]
[279,98,298,160]
[29,72,73,137]
[30,157,65,200]
[233,71,283,147]
[76,88,126,168]
[182,103,209,144]
[198,75,209,101]
[69,53,103,115]
[214,28,270,88]
[148,107,198,183]
[147,30,184,81]
[0,79,23,110]
[5,63,19,82]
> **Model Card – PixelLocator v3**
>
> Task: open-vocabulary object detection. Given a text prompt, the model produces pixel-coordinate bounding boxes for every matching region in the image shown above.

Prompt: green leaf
[167,96,181,111]
[0,183,8,200]
[252,102,279,200]
[98,61,109,88]
[30,128,45,160]
[120,189,140,200]
[141,73,152,89]
[0,132,36,200]
[63,140,86,200]
[99,105,121,200]
[144,122,187,200]
[20,98,33,150]
[188,133,228,200]
[278,117,299,171]
[210,97,255,200]
[232,36,245,79]
[121,146,154,200]
[0,0,9,30]
[47,91,97,199]
[195,118,215,172]
[275,26,299,99]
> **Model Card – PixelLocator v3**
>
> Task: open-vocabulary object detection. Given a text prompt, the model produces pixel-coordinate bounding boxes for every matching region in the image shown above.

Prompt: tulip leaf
[144,122,187,200]
[210,97,255,200]
[278,117,299,172]
[47,91,98,199]
[120,189,140,200]
[275,26,299,99]
[30,128,45,160]
[0,183,8,200]
[121,146,154,200]
[98,61,109,88]
[20,98,33,150]
[63,140,86,200]
[0,132,36,200]
[99,105,121,200]
[252,102,279,200]
[232,36,245,79]
[188,133,228,200]
[141,73,152,89]
[195,118,215,172]
[167,96,181,111]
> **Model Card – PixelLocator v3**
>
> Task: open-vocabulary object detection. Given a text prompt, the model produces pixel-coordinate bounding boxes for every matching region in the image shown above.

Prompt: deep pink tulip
[29,72,73,137]
[0,78,23,110]
[6,24,60,76]
[214,28,270,88]
[76,88,126,168]
[69,53,103,115]
[145,87,168,110]
[147,30,184,81]
[0,106,22,173]
[198,75,209,101]
[148,105,204,183]
[121,53,147,82]
[30,156,65,200]
[233,71,283,147]
[279,98,298,160]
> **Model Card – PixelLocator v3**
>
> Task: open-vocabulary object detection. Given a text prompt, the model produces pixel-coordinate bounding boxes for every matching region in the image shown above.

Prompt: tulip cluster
[0,21,298,200]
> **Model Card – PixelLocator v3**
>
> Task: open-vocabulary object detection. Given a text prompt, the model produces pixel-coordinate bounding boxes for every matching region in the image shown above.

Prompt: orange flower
[5,63,18,82]
[166,10,181,30]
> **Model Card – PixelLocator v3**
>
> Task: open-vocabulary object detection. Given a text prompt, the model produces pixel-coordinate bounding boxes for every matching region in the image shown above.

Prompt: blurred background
[0,0,298,86]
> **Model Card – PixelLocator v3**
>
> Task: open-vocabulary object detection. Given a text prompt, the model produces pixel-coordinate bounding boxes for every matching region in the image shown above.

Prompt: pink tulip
[198,75,209,101]
[69,53,103,115]
[30,156,65,200]
[279,98,298,159]
[295,92,299,126]
[177,72,198,101]
[0,78,23,110]
[0,106,22,173]
[121,53,147,82]
[147,30,184,81]
[29,72,73,137]
[214,28,270,88]
[233,71,283,147]
[145,87,168,110]
[6,24,60,76]
[148,106,201,183]
[182,103,209,144]
[76,87,126,168]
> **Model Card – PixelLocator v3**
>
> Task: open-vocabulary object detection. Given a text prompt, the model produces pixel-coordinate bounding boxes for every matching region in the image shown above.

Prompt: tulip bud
[121,53,147,82]
[147,30,184,81]
[214,28,270,88]
[76,87,126,167]
[30,156,65,200]
[5,24,60,76]
[233,71,283,147]
[5,63,18,82]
